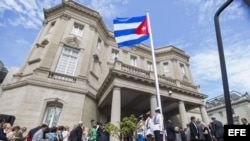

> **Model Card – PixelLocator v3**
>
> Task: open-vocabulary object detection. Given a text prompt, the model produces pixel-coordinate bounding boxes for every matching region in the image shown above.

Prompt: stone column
[200,105,210,124]
[178,100,189,128]
[150,95,158,115]
[110,87,121,141]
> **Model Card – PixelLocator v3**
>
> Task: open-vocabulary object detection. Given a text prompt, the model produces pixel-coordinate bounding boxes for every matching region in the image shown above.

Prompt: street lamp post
[214,0,234,125]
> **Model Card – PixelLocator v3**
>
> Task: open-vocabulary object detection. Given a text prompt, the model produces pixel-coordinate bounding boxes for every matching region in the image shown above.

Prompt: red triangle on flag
[134,17,149,35]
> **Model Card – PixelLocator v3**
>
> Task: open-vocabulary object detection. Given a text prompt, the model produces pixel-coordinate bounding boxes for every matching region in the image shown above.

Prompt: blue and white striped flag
[113,15,150,48]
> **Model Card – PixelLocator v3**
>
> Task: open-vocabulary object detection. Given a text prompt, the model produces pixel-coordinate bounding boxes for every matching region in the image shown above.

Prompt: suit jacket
[32,129,45,141]
[0,127,7,141]
[69,125,82,141]
[96,126,107,141]
[189,122,199,140]
[28,126,41,139]
[211,120,224,138]
[197,125,205,140]
[165,122,176,140]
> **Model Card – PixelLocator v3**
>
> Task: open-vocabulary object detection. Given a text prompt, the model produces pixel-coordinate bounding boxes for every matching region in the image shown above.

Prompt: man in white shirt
[145,111,154,141]
[153,107,163,141]
[32,124,48,141]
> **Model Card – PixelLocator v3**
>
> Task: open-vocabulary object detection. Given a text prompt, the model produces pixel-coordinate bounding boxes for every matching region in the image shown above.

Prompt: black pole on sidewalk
[214,0,234,125]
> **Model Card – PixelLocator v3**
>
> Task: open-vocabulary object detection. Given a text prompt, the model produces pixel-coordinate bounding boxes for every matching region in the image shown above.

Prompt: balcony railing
[180,81,199,90]
[158,75,176,85]
[48,72,76,83]
[121,63,150,78]
[115,61,199,92]
[45,61,199,91]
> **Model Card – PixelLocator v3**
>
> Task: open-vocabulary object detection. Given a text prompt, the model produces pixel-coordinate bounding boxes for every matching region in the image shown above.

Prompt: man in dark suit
[0,118,7,141]
[189,116,199,141]
[165,120,176,141]
[210,117,224,141]
[69,121,83,141]
[96,121,108,141]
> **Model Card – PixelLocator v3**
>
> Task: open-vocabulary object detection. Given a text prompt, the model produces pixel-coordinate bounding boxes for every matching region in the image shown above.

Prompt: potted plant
[103,114,137,141]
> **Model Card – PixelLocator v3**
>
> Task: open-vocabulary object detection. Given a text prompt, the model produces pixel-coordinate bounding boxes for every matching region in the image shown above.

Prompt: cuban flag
[113,15,150,48]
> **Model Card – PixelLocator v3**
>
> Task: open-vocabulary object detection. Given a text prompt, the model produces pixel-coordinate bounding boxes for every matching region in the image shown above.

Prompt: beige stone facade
[206,90,250,124]
[0,0,209,134]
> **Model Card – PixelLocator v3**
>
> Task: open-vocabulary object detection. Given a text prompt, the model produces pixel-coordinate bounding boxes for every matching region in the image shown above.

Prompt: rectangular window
[219,111,223,117]
[163,62,170,73]
[47,21,56,34]
[112,50,119,60]
[147,62,153,71]
[71,23,84,37]
[56,46,79,76]
[131,56,137,66]
[97,38,101,50]
[180,63,185,74]
[233,116,239,125]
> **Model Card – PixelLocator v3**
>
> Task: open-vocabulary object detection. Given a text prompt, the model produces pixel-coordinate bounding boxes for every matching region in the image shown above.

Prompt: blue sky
[0,0,250,100]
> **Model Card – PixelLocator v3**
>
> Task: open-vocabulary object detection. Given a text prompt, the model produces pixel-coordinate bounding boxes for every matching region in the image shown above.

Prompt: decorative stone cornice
[170,58,177,62]
[89,24,97,32]
[43,19,49,25]
[28,58,41,65]
[140,56,145,60]
[62,36,80,48]
[156,48,190,60]
[60,12,71,20]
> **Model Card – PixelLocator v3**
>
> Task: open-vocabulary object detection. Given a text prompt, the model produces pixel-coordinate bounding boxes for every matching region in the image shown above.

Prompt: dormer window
[163,62,170,73]
[47,21,56,34]
[147,61,153,71]
[131,56,137,66]
[97,38,101,50]
[112,50,119,60]
[71,23,84,37]
[180,63,185,74]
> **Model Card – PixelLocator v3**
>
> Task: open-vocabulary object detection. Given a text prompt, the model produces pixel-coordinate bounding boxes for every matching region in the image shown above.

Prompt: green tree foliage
[103,114,137,139]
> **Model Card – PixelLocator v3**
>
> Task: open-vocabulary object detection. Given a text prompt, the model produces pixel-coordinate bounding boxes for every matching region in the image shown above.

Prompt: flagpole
[146,11,162,114]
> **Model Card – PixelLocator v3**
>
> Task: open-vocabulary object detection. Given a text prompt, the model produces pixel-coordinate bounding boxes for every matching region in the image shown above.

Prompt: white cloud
[85,0,129,19]
[0,0,46,29]
[190,33,250,97]
[225,40,250,90]
[16,38,30,46]
[183,0,247,26]
[41,0,61,9]
[178,0,250,97]
[0,0,129,29]
[0,23,5,27]
[191,50,221,81]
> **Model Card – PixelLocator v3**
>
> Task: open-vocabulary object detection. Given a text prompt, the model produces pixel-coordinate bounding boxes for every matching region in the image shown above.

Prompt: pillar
[150,95,158,115]
[178,100,189,128]
[200,105,210,124]
[110,87,121,141]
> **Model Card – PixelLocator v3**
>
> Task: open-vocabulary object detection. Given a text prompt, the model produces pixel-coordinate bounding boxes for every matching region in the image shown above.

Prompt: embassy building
[0,0,209,133]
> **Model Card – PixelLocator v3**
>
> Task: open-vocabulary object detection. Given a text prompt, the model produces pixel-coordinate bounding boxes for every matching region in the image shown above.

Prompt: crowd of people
[0,112,249,141]
[0,118,108,141]
[136,107,249,141]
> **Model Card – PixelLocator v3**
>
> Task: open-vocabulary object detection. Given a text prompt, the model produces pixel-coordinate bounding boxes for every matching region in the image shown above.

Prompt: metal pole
[146,11,163,114]
[214,0,234,125]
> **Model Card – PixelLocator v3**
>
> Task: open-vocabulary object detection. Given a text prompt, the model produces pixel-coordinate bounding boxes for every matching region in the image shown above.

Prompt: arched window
[43,103,62,127]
